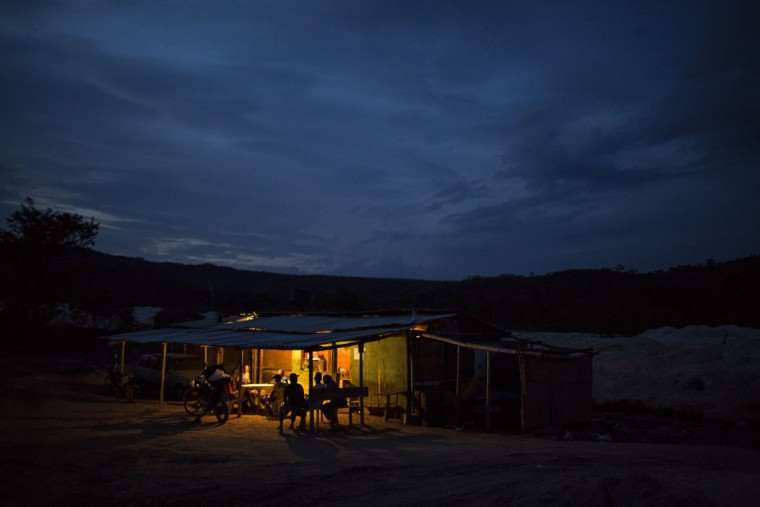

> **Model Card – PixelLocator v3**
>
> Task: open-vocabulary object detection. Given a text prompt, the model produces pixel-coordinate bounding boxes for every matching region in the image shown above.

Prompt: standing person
[321,374,346,429]
[278,373,307,431]
[268,373,286,417]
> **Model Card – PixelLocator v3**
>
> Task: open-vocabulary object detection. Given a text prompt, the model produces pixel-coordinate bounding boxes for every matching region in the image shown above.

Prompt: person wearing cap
[277,373,307,431]
[267,373,287,417]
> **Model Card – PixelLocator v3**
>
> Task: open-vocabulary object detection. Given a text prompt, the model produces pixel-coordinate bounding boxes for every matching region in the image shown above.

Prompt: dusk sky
[2,1,758,281]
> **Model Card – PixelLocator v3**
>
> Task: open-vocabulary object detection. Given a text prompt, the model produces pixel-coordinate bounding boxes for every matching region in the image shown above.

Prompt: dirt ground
[2,352,759,507]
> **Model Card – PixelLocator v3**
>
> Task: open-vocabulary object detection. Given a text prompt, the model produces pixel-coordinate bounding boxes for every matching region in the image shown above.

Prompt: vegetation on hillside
[2,199,758,337]
[59,249,760,335]
[0,198,105,337]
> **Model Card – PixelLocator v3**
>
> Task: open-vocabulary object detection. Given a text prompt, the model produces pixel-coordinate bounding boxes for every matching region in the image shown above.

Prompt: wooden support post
[455,345,461,396]
[330,348,337,376]
[159,342,168,404]
[308,349,315,431]
[405,331,414,423]
[252,348,259,383]
[237,349,244,417]
[486,351,492,432]
[518,352,527,433]
[359,341,365,425]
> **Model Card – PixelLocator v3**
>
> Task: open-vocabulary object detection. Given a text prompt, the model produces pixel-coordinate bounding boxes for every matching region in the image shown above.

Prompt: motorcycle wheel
[183,389,206,416]
[214,400,229,424]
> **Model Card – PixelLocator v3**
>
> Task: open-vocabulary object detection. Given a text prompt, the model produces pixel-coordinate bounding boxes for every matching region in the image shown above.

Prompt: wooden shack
[108,310,593,432]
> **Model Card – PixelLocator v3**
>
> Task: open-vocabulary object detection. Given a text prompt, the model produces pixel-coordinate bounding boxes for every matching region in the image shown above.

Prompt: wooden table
[307,387,369,427]
[241,383,273,393]
[375,391,406,421]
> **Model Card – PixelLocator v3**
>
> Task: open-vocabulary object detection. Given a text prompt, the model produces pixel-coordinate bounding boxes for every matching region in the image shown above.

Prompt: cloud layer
[2,1,758,280]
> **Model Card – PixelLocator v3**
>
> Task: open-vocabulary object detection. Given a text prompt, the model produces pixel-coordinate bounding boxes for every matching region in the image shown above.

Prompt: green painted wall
[349,334,408,396]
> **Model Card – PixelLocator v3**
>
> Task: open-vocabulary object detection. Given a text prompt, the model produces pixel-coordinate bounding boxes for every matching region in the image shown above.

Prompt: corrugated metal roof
[108,313,457,350]
[185,313,456,332]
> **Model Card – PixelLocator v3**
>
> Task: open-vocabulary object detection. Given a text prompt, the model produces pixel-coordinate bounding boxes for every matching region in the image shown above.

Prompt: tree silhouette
[0,197,100,334]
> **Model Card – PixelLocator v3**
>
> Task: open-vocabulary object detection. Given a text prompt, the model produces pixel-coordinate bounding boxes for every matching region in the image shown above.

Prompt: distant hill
[56,250,760,335]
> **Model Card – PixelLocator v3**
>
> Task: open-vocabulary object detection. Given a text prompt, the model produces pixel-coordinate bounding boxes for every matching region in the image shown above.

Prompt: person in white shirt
[268,373,286,417]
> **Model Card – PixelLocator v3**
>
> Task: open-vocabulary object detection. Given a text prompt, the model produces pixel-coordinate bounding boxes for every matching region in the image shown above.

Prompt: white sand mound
[133,306,162,325]
[514,325,760,421]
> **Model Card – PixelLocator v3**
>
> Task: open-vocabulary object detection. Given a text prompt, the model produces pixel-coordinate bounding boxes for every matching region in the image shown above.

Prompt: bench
[308,387,369,425]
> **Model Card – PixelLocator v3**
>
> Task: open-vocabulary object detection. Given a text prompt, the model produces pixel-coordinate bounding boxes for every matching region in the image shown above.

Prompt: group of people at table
[241,366,346,431]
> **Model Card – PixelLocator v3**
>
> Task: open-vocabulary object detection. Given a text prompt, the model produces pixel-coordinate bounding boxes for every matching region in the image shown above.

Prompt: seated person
[321,374,347,428]
[313,371,325,389]
[311,371,327,420]
[278,373,307,430]
[207,366,230,384]
[240,365,252,409]
[267,373,287,417]
[204,364,227,381]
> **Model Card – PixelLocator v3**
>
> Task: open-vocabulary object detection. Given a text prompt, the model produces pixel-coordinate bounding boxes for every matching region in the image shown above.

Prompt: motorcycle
[106,360,134,402]
[183,366,233,423]
[183,376,212,415]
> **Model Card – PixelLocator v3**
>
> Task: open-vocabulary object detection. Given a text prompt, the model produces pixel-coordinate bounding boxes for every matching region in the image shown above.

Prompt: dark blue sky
[2,1,758,280]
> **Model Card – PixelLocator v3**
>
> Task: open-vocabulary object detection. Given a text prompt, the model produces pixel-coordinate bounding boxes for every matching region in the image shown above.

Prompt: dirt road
[2,353,758,506]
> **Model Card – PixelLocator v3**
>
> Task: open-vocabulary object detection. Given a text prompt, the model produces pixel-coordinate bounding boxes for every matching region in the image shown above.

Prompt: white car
[132,353,205,400]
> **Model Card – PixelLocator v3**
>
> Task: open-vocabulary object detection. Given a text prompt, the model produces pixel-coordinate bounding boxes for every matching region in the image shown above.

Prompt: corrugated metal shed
[109,312,458,350]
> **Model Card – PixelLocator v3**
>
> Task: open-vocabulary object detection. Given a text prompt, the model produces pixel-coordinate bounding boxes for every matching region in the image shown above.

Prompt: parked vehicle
[106,357,134,402]
[132,353,205,400]
[183,365,234,423]
[183,375,211,416]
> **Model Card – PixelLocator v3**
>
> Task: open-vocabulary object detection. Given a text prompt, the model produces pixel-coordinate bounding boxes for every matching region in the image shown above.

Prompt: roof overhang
[107,312,459,350]
[419,332,594,357]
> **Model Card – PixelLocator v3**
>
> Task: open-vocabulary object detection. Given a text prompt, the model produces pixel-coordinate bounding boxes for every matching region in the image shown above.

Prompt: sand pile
[515,325,760,421]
